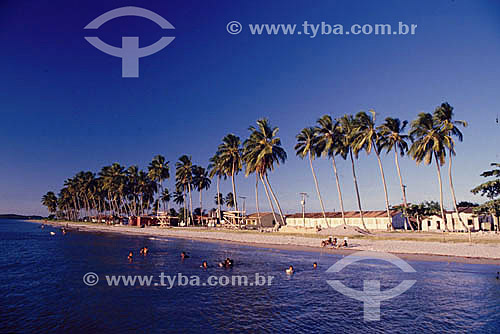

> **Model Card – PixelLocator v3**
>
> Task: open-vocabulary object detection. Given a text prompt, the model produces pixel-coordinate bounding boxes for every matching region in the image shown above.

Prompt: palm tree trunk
[374,145,393,230]
[264,173,286,228]
[187,183,194,224]
[308,152,329,228]
[434,153,448,232]
[260,174,279,229]
[183,187,188,225]
[394,149,414,231]
[350,150,367,230]
[255,173,261,227]
[331,155,347,226]
[448,153,471,242]
[199,190,203,226]
[216,175,221,221]
[231,163,238,211]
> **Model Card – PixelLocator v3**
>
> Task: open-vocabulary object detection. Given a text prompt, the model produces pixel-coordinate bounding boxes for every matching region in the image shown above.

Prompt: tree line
[42,103,476,231]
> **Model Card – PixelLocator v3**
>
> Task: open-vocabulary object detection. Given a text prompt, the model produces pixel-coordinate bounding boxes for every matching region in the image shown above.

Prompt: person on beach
[128,252,133,261]
[181,252,189,259]
[143,247,148,255]
[332,237,338,248]
[140,248,144,255]
[313,262,318,269]
[342,237,348,247]
[286,265,294,275]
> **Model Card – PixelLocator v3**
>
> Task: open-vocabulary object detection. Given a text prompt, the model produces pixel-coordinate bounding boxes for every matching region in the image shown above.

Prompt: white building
[284,211,399,231]
[422,208,494,232]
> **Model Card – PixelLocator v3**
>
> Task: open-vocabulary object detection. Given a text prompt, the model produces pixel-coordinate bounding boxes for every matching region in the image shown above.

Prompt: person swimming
[313,262,318,269]
[286,265,294,275]
[201,261,208,269]
[128,251,133,261]
[181,252,189,259]
[218,258,233,268]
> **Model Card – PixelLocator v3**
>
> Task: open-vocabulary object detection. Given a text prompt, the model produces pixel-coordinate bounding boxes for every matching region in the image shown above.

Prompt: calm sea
[0,219,499,333]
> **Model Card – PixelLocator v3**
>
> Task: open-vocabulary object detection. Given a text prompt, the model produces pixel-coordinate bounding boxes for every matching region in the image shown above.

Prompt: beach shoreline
[32,220,500,265]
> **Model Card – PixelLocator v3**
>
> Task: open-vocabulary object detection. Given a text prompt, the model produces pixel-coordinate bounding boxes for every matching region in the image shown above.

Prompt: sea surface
[0,219,499,333]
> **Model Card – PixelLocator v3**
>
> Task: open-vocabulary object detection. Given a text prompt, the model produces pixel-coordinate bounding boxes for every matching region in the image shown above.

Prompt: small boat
[50,232,56,236]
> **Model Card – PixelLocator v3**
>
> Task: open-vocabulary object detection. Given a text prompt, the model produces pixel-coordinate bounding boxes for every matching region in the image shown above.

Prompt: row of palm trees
[42,155,210,224]
[294,102,467,231]
[43,104,467,231]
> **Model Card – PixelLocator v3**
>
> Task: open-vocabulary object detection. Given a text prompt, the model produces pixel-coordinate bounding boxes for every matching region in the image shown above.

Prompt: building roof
[285,210,399,219]
[247,212,278,218]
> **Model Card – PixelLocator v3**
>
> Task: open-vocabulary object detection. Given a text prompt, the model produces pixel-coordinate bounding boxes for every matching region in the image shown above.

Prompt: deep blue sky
[1,0,500,215]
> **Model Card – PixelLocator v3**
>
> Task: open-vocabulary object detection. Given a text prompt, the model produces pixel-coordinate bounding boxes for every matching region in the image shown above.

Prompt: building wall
[285,216,391,230]
[425,213,480,232]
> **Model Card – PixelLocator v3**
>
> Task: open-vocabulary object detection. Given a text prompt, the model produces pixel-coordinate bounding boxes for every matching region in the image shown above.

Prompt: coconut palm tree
[243,118,287,228]
[409,112,449,231]
[353,110,393,230]
[208,154,226,220]
[42,191,58,215]
[377,117,414,231]
[225,192,235,209]
[295,127,329,227]
[160,188,171,212]
[217,134,242,211]
[176,155,194,225]
[315,115,347,226]
[337,114,367,230]
[148,155,170,215]
[433,102,469,232]
[192,165,211,224]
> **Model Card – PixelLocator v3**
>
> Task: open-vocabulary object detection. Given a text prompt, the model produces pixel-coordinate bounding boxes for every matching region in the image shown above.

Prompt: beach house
[283,211,400,231]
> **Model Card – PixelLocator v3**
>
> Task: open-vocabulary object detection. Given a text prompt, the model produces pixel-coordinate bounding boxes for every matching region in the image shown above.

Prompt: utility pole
[299,192,308,227]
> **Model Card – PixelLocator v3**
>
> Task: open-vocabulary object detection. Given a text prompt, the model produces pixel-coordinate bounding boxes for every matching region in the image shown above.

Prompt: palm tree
[160,188,171,212]
[225,192,235,209]
[409,112,449,231]
[192,165,211,224]
[378,117,414,231]
[217,134,242,211]
[243,118,287,228]
[295,127,328,227]
[214,194,225,207]
[433,102,469,232]
[208,154,226,220]
[176,155,194,225]
[315,115,348,226]
[148,155,170,215]
[42,191,58,215]
[337,114,367,230]
[353,110,393,230]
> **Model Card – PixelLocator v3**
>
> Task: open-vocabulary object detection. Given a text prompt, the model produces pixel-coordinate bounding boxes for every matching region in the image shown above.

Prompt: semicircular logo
[84,6,175,78]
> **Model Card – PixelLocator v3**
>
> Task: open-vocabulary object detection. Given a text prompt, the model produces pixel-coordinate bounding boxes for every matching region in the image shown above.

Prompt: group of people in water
[128,247,149,261]
[321,236,348,248]
[286,262,318,275]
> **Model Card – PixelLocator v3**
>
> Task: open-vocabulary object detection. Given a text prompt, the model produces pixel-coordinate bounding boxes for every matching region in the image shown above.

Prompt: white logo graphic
[83,272,99,286]
[84,6,175,78]
[226,21,243,35]
[326,251,416,321]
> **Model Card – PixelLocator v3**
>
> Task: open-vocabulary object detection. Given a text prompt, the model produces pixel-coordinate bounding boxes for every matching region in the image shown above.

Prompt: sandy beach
[35,220,500,265]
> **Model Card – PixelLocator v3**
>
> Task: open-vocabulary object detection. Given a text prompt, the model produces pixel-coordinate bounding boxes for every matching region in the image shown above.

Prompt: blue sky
[1,0,500,215]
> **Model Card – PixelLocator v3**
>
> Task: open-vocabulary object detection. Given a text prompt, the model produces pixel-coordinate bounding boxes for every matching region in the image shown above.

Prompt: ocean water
[0,219,499,333]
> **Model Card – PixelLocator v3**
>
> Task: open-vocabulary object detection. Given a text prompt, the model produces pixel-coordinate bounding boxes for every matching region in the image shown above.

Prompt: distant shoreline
[32,220,500,265]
